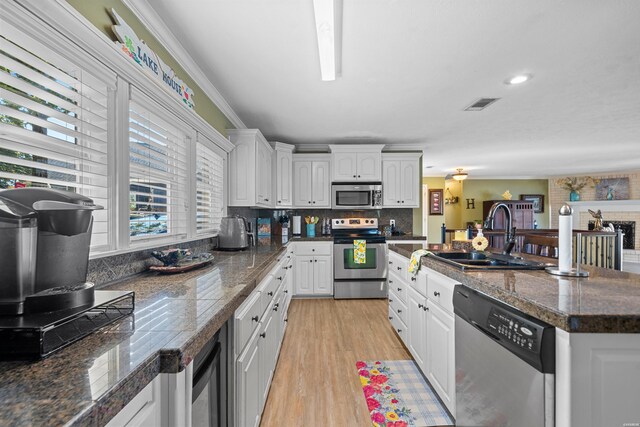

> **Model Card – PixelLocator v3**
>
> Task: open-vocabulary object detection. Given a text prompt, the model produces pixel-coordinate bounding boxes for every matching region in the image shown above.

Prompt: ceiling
[143,0,640,178]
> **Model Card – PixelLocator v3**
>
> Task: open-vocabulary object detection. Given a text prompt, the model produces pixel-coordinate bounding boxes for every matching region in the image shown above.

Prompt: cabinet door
[256,142,273,207]
[229,141,255,206]
[312,161,331,207]
[276,149,292,207]
[407,286,428,372]
[332,152,358,181]
[237,331,261,427]
[313,256,333,295]
[400,159,420,207]
[356,152,381,181]
[426,301,455,415]
[294,257,314,295]
[293,161,312,207]
[259,314,276,412]
[382,159,401,206]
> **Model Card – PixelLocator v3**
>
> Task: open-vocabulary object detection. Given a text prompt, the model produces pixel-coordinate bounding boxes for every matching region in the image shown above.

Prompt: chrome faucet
[484,202,516,256]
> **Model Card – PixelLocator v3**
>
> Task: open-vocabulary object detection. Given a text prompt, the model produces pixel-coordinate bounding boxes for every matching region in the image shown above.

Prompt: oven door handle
[192,342,221,403]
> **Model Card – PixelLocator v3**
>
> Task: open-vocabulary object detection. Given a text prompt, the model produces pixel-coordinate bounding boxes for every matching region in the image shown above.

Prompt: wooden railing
[440,225,624,270]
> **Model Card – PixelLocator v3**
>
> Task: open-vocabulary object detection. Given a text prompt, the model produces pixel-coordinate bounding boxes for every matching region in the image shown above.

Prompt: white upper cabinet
[272,142,294,208]
[228,129,274,208]
[382,153,421,208]
[292,154,331,208]
[329,145,383,182]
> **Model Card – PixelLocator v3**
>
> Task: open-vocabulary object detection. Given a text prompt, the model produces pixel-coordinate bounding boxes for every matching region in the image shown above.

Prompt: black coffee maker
[0,188,103,315]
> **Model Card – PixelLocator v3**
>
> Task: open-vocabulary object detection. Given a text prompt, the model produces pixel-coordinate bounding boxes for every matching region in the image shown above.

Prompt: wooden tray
[149,253,213,274]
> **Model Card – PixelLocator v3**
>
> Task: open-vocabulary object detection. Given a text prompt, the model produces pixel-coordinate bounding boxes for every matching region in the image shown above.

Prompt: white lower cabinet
[426,300,455,415]
[406,286,428,372]
[234,253,292,427]
[313,256,333,294]
[292,242,333,296]
[107,365,193,427]
[106,375,162,427]
[387,252,458,417]
[237,331,261,427]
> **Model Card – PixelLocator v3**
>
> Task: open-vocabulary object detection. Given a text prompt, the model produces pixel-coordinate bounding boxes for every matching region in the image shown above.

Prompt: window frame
[4,2,234,258]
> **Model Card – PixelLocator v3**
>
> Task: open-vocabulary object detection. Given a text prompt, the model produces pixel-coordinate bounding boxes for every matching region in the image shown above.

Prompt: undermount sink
[428,251,550,271]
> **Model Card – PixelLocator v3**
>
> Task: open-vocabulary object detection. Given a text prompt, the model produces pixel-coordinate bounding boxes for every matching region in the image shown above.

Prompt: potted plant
[555,177,599,201]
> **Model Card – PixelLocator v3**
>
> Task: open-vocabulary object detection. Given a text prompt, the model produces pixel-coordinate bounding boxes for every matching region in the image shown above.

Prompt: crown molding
[122,0,247,130]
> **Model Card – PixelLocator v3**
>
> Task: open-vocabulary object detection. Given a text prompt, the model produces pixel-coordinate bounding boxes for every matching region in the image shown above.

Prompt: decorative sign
[111,9,195,109]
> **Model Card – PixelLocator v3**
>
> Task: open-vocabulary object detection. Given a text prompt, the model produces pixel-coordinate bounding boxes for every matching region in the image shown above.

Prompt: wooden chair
[522,235,559,258]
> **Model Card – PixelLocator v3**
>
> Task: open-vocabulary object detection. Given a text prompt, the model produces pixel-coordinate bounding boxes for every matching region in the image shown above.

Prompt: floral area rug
[356,360,454,427]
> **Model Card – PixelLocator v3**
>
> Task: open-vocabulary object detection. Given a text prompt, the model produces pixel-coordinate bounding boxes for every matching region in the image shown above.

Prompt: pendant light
[452,168,468,181]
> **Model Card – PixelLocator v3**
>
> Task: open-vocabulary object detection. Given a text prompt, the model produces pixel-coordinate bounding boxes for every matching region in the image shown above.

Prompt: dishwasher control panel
[487,307,538,352]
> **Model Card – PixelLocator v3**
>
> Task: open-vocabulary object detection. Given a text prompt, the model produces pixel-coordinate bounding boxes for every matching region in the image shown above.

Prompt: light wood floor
[260,298,412,427]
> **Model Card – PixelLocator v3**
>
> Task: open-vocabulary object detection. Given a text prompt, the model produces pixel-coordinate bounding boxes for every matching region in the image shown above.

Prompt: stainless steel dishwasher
[453,284,555,427]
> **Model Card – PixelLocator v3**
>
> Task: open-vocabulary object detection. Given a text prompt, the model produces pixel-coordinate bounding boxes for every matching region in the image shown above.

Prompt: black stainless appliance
[454,284,555,427]
[332,217,388,299]
[218,216,252,250]
[192,323,227,427]
[0,188,134,359]
[0,188,102,314]
[331,183,382,210]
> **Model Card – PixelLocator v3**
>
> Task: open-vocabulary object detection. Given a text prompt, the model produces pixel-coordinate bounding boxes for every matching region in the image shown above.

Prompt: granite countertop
[389,243,640,333]
[0,239,288,427]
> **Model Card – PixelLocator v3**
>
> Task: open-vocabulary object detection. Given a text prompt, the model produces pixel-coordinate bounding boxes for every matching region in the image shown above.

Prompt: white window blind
[196,135,225,234]
[129,90,189,241]
[0,19,114,251]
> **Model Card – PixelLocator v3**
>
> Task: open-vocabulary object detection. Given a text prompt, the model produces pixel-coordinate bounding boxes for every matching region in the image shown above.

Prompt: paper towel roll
[292,216,301,235]
[558,205,573,272]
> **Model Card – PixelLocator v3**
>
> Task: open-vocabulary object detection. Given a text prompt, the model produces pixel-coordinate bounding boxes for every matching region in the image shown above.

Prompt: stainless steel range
[332,217,388,299]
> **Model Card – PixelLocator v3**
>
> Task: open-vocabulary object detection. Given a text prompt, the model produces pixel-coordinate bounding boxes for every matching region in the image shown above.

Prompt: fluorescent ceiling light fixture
[505,74,533,85]
[452,168,468,181]
[313,0,336,81]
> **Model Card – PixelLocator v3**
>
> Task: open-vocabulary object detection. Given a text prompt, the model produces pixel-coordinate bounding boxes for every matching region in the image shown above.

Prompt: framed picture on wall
[520,194,544,213]
[429,189,444,215]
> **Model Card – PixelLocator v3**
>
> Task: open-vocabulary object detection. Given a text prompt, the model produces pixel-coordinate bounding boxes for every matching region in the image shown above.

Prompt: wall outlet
[390,219,396,227]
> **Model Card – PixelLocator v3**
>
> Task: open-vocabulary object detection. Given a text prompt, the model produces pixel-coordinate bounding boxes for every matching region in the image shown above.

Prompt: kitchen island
[0,240,288,427]
[389,243,640,427]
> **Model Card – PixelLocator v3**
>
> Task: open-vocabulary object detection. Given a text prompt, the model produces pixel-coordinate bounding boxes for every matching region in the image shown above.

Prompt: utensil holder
[306,223,315,238]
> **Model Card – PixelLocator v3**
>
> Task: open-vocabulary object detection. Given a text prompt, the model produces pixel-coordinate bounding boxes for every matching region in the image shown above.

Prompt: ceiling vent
[464,98,500,111]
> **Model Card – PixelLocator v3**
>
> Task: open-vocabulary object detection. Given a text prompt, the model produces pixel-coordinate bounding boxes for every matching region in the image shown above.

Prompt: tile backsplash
[88,237,214,287]
[227,207,414,237]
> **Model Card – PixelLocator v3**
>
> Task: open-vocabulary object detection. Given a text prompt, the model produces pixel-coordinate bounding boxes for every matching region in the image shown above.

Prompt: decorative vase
[569,190,580,201]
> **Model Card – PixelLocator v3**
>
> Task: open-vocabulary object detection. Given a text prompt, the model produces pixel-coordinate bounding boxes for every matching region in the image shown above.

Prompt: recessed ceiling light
[505,74,533,85]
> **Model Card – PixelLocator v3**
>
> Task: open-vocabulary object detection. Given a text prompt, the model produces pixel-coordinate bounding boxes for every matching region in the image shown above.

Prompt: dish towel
[354,239,366,264]
[408,249,430,275]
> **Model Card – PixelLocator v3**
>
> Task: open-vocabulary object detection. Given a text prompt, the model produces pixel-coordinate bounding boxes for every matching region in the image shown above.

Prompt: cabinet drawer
[388,276,407,304]
[409,269,427,297]
[235,291,263,353]
[426,268,458,313]
[295,242,332,256]
[388,291,407,325]
[388,305,407,343]
[389,251,408,277]
[257,275,279,317]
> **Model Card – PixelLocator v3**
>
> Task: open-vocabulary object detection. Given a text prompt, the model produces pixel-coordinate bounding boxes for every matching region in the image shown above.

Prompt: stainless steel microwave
[331,183,383,209]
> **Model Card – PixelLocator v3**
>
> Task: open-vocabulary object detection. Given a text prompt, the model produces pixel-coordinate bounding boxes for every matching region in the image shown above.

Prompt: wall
[422,177,446,243]
[66,0,235,135]
[462,179,550,228]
